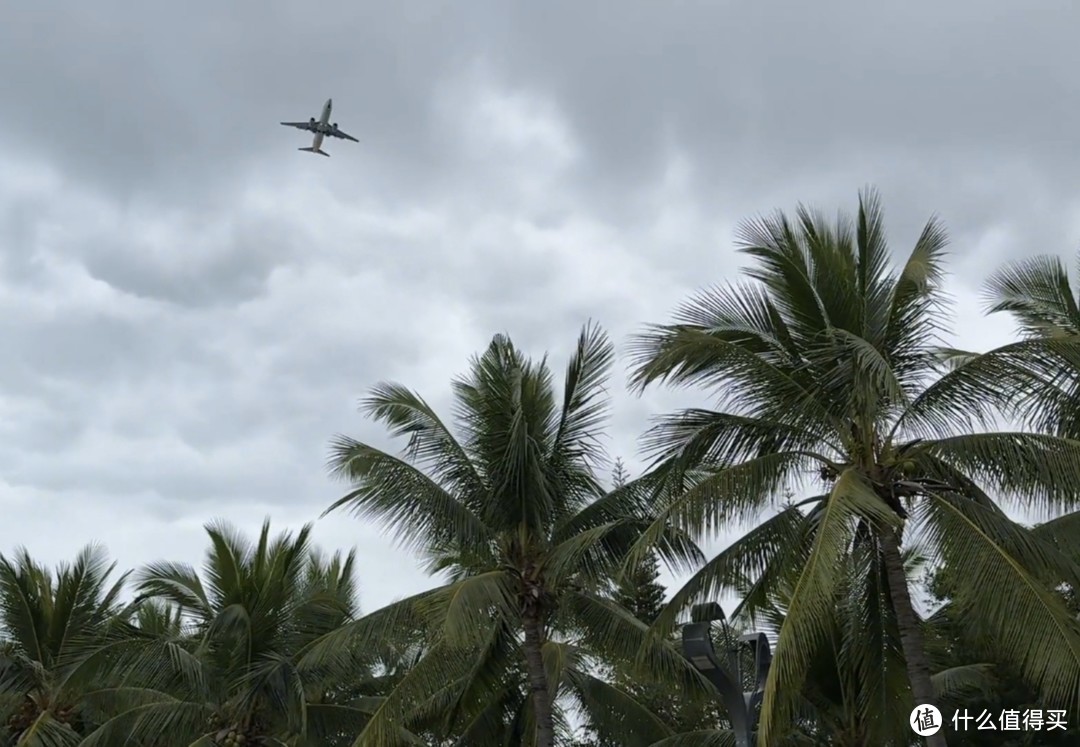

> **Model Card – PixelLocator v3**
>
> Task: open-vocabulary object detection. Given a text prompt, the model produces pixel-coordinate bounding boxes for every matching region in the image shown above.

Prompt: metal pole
[681,604,771,747]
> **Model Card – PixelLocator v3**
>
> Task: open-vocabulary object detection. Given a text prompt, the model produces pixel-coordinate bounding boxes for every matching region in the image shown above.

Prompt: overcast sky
[1,1,1078,613]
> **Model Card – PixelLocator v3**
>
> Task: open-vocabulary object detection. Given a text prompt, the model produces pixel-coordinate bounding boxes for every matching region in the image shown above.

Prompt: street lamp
[681,602,772,747]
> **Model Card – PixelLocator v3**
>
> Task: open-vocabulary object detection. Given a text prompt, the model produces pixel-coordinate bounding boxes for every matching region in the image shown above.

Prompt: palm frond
[931,663,995,699]
[654,499,814,636]
[565,667,674,746]
[361,382,487,501]
[324,437,492,553]
[757,470,901,744]
[984,253,1080,338]
[921,493,1080,709]
[417,571,518,647]
[916,432,1080,514]
[550,321,615,478]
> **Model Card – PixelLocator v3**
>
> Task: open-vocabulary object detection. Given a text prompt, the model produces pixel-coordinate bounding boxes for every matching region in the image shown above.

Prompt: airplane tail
[298,147,330,157]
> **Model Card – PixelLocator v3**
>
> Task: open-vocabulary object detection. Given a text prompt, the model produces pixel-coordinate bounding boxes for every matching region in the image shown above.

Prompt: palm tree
[762,538,995,746]
[316,323,705,747]
[982,249,1080,439]
[922,553,1080,747]
[984,250,1080,340]
[80,520,379,746]
[628,189,1080,745]
[0,545,130,745]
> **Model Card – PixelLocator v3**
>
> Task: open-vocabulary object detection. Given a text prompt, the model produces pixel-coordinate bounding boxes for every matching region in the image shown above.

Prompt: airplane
[280,98,358,156]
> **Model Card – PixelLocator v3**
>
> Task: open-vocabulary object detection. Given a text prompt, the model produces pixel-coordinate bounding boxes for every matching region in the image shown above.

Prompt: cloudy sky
[2,1,1078,612]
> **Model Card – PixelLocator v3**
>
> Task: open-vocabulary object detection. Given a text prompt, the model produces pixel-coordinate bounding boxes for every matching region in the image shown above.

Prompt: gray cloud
[1,0,1078,610]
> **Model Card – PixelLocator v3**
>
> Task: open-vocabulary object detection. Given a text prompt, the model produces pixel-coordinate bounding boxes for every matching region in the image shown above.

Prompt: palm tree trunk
[522,611,556,747]
[879,527,947,747]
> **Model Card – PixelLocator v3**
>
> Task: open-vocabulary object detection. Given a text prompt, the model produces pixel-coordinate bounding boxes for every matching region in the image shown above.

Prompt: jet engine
[309,117,316,126]
[332,123,339,131]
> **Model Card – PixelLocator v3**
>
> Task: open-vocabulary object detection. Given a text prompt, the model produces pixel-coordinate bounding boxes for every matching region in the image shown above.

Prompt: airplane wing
[327,128,359,142]
[280,121,315,131]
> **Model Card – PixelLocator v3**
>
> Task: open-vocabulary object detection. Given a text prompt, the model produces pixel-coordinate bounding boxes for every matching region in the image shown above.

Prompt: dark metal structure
[681,603,772,747]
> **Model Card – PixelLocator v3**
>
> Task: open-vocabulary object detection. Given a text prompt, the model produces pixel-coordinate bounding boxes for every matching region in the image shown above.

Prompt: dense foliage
[4,191,1080,746]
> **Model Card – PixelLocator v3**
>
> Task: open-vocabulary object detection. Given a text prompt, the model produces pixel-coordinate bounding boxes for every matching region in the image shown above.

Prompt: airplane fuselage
[311,98,332,149]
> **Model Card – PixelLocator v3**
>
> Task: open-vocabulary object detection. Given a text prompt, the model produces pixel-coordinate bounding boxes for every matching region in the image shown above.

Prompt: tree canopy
[5,191,1080,746]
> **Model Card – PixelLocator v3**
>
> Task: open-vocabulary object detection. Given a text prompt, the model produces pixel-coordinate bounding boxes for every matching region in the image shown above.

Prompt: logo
[911,705,942,736]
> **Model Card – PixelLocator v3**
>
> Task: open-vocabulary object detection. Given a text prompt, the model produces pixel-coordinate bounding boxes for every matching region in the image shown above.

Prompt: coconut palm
[922,551,1080,747]
[628,189,1080,745]
[0,545,130,746]
[984,250,1080,341]
[80,520,381,746]
[982,249,1080,439]
[313,324,705,747]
